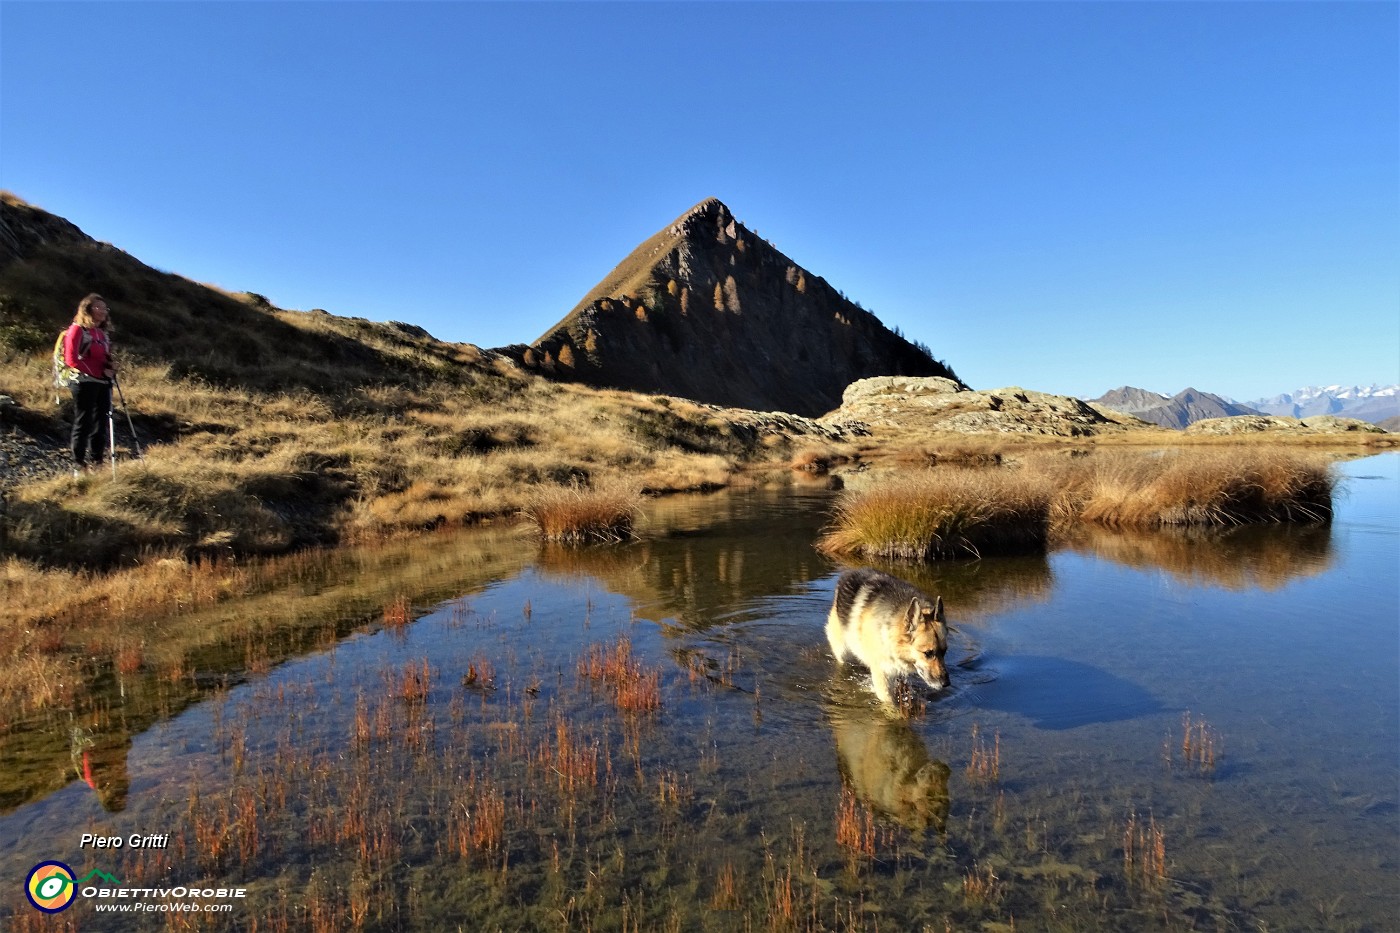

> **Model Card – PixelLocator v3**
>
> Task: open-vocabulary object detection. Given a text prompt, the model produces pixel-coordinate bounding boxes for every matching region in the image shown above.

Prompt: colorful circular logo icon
[25,861,77,913]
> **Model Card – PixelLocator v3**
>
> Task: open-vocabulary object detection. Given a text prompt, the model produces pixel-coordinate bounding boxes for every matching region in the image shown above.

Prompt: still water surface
[2,455,1396,931]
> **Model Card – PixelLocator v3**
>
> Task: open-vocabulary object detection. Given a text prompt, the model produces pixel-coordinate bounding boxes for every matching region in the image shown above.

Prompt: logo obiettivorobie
[25,861,77,913]
[24,862,121,913]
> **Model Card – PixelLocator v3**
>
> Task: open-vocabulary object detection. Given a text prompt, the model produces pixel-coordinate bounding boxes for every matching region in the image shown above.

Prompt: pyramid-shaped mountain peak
[506,201,958,416]
[682,197,727,220]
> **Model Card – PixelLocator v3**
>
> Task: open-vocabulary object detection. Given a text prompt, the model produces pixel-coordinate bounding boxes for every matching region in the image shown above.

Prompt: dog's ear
[931,595,957,633]
[904,598,921,634]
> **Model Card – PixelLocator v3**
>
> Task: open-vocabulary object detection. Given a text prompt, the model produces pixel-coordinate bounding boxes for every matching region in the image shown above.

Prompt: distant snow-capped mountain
[1243,384,1399,423]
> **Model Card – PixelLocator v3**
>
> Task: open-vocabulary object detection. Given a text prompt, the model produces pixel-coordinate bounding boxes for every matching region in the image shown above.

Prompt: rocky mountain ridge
[1091,386,1262,429]
[1094,386,1170,414]
[497,199,957,417]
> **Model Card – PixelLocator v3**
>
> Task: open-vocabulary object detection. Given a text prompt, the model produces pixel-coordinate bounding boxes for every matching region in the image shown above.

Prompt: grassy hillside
[0,193,827,571]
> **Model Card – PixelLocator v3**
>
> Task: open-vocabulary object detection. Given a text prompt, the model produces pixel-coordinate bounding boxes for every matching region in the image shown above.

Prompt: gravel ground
[0,396,78,489]
[0,420,73,488]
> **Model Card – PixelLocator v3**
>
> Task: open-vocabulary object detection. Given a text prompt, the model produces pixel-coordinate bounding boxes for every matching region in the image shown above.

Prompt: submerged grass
[821,449,1335,561]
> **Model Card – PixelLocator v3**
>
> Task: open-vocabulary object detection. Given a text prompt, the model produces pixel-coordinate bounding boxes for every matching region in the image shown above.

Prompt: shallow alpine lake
[2,453,1396,932]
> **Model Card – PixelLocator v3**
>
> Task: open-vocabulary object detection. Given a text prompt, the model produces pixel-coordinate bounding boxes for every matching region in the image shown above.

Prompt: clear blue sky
[3,2,1396,403]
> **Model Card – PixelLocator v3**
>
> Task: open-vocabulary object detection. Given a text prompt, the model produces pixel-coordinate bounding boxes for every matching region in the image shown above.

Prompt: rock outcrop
[825,377,1149,436]
[502,199,958,417]
[1183,415,1387,436]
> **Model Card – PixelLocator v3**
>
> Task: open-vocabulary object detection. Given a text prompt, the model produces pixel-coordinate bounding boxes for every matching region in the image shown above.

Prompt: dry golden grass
[1093,426,1397,451]
[961,861,1005,909]
[1069,449,1334,527]
[522,480,642,544]
[819,468,1053,560]
[789,443,855,474]
[821,449,1336,561]
[0,353,779,563]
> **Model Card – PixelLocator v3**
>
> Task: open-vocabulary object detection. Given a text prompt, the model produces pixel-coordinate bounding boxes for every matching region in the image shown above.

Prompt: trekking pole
[112,374,143,461]
[108,391,118,480]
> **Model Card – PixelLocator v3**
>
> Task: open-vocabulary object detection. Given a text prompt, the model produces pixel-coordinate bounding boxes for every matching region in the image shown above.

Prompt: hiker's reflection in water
[71,728,131,812]
[830,705,950,835]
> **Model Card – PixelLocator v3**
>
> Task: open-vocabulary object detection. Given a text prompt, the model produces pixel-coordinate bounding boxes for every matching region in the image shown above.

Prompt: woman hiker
[63,293,118,476]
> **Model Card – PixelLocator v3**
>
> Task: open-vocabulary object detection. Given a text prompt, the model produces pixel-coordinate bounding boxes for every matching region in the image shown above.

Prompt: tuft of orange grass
[381,595,411,628]
[115,642,144,675]
[386,658,433,704]
[819,468,1052,561]
[533,717,600,794]
[447,778,507,861]
[962,861,1004,908]
[578,636,662,714]
[1123,810,1168,889]
[461,654,496,690]
[0,653,75,728]
[835,787,877,861]
[966,723,1001,786]
[789,444,851,474]
[710,861,741,910]
[522,479,642,544]
[1165,711,1222,776]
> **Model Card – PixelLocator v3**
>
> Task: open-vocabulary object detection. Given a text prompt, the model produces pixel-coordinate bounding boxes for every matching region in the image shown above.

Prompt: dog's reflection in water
[829,704,950,835]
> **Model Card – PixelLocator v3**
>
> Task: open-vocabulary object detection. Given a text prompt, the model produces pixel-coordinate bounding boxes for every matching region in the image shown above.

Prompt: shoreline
[1,437,1391,729]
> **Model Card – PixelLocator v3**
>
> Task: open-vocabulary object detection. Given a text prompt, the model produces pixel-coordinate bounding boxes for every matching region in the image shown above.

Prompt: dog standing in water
[827,568,949,708]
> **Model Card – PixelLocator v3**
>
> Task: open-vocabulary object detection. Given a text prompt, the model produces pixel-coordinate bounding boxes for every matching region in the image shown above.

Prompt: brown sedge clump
[966,723,1001,786]
[961,861,1004,908]
[522,479,642,544]
[835,787,877,864]
[578,636,662,714]
[710,861,741,911]
[819,469,1052,561]
[381,594,411,629]
[1166,711,1222,776]
[1123,810,1168,890]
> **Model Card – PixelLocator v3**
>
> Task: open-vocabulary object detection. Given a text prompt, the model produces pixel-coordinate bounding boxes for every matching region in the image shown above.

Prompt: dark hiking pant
[70,380,112,467]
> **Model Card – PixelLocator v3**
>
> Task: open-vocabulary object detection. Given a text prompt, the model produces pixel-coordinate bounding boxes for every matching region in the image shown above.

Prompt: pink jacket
[64,324,111,381]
